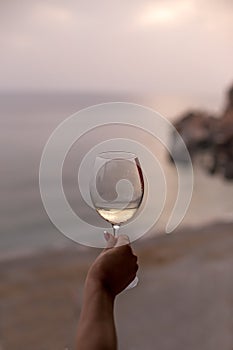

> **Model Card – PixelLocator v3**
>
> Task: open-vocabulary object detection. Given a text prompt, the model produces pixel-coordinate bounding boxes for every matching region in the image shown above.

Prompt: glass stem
[112,224,120,237]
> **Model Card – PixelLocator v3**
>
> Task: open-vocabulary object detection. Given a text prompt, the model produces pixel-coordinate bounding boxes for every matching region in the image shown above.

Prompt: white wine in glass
[90,151,144,289]
[96,206,138,226]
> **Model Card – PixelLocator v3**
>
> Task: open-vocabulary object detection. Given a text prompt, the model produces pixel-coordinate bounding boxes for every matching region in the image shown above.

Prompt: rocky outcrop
[169,84,233,180]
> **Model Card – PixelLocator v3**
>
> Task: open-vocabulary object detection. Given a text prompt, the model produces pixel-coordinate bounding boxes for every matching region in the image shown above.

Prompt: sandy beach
[0,221,232,350]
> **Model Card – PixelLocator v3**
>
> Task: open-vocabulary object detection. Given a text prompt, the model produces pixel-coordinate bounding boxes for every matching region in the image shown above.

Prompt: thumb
[104,231,117,248]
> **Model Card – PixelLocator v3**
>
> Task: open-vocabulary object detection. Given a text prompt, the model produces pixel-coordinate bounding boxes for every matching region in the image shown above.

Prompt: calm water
[1,92,233,258]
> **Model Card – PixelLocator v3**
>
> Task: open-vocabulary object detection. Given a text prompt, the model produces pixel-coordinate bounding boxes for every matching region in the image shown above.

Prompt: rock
[169,84,233,180]
[169,110,216,161]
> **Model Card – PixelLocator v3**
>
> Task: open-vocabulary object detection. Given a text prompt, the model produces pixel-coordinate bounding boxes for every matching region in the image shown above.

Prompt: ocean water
[1,92,233,258]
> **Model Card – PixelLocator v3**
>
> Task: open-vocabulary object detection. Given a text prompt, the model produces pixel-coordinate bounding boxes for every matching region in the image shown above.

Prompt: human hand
[86,233,138,298]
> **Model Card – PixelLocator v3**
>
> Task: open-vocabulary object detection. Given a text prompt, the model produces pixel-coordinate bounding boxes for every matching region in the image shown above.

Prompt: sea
[1,91,233,259]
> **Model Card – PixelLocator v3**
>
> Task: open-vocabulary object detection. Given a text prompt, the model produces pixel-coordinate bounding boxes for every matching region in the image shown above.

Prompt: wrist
[85,275,116,303]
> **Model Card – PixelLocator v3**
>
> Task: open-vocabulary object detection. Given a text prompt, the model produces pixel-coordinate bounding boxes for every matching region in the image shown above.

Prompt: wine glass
[90,151,144,289]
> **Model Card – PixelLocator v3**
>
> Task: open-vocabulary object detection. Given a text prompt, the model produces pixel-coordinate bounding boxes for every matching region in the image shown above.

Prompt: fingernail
[104,231,110,241]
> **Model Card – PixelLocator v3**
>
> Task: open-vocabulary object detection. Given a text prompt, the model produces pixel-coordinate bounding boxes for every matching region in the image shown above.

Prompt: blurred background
[1,1,233,349]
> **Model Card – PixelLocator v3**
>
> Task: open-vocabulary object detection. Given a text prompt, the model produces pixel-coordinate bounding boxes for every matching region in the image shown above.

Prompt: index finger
[115,234,130,247]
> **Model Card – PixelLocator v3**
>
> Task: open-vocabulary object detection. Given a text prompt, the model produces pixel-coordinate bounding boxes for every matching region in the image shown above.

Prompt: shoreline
[1,219,232,263]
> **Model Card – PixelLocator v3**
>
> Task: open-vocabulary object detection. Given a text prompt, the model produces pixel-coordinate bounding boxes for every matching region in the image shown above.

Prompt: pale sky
[0,0,233,95]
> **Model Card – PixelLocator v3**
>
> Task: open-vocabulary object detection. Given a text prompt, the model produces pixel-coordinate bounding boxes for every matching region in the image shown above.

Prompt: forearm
[76,278,117,350]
